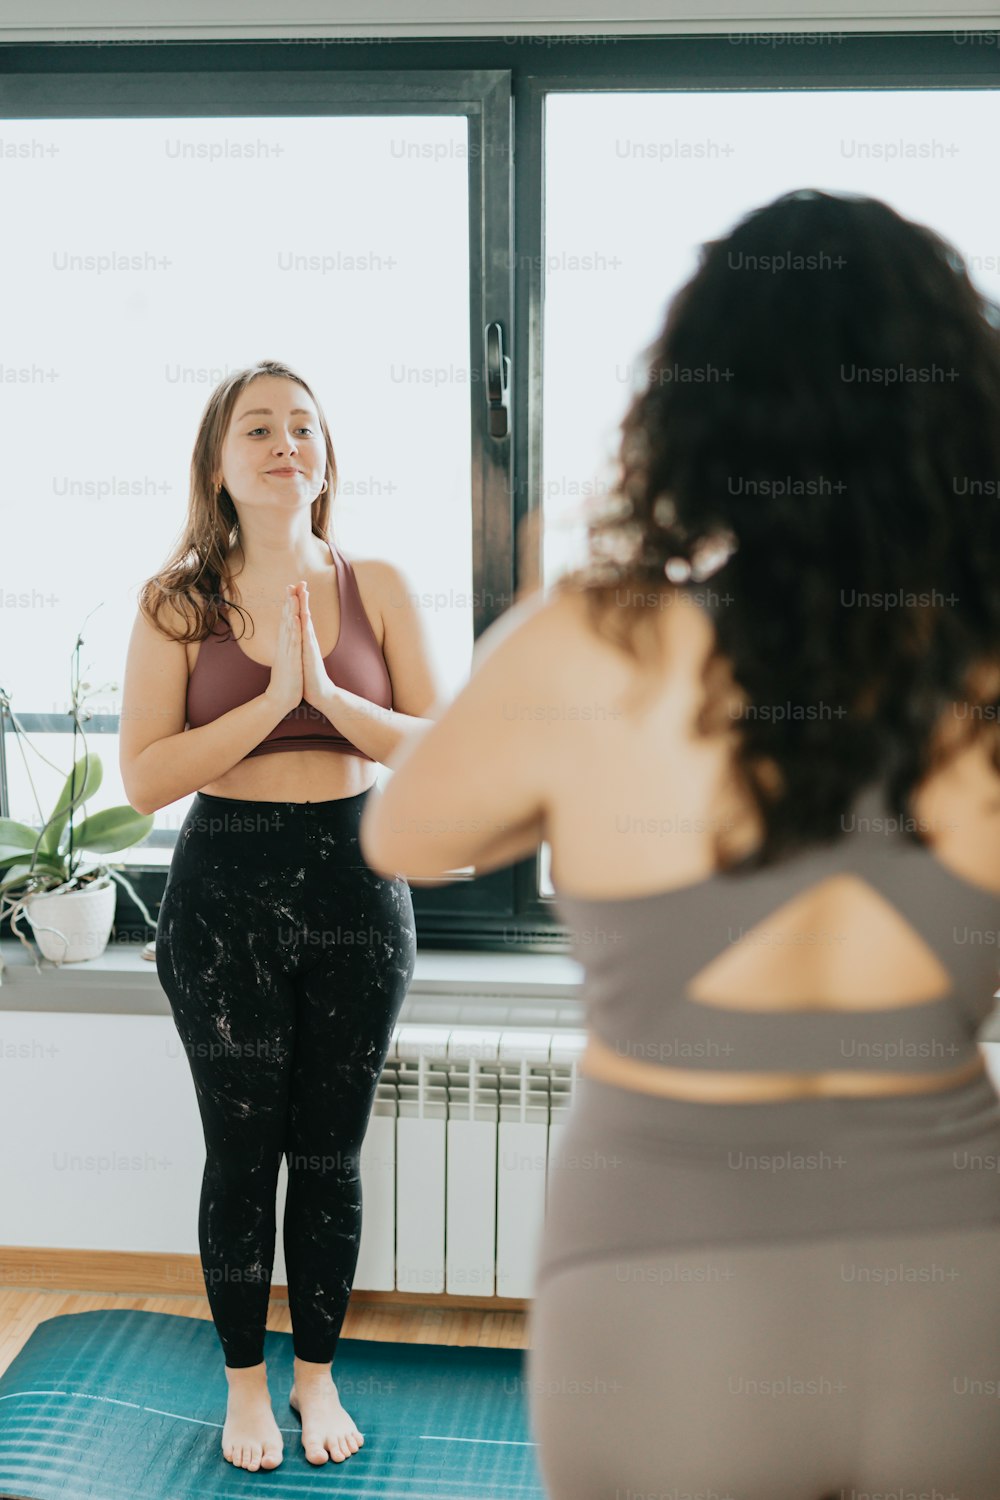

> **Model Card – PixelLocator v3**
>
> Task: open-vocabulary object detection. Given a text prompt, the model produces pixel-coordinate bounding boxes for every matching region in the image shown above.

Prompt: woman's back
[542,585,1000,1102]
[542,585,995,1080]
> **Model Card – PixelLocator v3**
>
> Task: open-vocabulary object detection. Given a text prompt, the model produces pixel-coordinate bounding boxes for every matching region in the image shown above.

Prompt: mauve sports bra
[553,777,1000,1077]
[185,537,393,762]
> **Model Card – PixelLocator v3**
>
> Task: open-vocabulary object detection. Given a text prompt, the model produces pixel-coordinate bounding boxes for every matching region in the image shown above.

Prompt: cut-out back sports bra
[185,537,393,762]
[553,778,1000,1076]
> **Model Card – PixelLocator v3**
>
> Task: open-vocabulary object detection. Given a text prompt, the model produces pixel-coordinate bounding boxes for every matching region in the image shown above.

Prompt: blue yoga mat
[0,1308,545,1499]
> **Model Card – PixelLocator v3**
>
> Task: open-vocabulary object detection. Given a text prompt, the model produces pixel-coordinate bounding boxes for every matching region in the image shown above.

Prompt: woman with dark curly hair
[361,189,1000,1498]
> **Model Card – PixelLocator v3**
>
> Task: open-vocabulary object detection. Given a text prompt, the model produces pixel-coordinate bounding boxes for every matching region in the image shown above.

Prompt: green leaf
[0,819,46,869]
[73,805,155,855]
[38,753,104,858]
[1,857,66,892]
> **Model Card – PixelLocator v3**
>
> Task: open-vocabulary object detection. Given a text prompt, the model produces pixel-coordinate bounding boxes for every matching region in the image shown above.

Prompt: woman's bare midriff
[549,587,1000,1107]
[578,1034,988,1102]
[186,549,381,805]
[196,746,378,803]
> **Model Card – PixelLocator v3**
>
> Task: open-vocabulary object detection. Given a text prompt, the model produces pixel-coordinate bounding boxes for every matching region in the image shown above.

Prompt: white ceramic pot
[24,874,117,963]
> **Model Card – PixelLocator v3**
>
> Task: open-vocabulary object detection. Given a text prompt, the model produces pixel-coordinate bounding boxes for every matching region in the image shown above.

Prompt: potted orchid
[0,613,157,976]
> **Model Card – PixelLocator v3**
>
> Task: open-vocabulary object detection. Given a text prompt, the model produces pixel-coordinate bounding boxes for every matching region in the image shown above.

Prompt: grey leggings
[528,1223,1000,1500]
[527,1072,1000,1498]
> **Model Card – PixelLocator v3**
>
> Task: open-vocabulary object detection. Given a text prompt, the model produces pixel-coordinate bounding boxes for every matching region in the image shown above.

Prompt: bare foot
[222,1362,284,1471]
[288,1361,364,1465]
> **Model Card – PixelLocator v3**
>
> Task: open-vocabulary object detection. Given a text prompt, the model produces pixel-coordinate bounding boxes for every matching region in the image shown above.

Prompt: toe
[246,1444,262,1472]
[261,1445,283,1469]
[306,1440,329,1465]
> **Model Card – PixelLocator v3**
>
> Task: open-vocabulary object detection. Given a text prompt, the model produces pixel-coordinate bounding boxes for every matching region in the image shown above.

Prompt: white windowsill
[4,938,999,1043]
[0,937,587,1030]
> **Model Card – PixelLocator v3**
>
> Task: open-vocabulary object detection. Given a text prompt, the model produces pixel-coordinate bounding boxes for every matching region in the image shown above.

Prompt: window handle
[485,321,511,439]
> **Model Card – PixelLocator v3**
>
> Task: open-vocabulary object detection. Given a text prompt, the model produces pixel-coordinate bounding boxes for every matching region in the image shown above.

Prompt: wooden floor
[0,1288,530,1379]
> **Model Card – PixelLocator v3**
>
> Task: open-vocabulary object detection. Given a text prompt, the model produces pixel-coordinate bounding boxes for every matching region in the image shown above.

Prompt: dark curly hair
[554,188,1000,873]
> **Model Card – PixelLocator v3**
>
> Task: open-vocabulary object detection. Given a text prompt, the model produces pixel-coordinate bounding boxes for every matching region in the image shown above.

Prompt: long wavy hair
[554,188,1000,872]
[137,359,339,644]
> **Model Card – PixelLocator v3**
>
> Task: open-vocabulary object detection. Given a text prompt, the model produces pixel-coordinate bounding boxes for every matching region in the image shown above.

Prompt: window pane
[541,86,1000,896]
[1,114,472,853]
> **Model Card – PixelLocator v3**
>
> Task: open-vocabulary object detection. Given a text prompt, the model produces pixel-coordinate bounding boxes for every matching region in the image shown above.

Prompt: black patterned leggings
[155,788,415,1369]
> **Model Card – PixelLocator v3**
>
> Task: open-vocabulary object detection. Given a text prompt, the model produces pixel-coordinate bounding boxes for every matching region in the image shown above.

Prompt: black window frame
[1,30,997,953]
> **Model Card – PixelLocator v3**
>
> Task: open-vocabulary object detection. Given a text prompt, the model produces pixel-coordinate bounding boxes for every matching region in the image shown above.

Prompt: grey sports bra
[553,777,1000,1074]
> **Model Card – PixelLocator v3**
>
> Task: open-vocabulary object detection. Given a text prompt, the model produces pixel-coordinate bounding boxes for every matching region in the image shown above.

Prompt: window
[537,80,1000,901]
[3,108,475,839]
[2,34,997,948]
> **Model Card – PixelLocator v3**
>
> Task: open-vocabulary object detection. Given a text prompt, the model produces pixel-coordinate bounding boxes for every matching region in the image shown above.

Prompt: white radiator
[0,1008,585,1298]
[4,1010,1000,1299]
[350,1024,586,1300]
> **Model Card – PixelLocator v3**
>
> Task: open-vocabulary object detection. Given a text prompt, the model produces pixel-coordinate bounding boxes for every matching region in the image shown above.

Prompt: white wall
[0,0,998,42]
